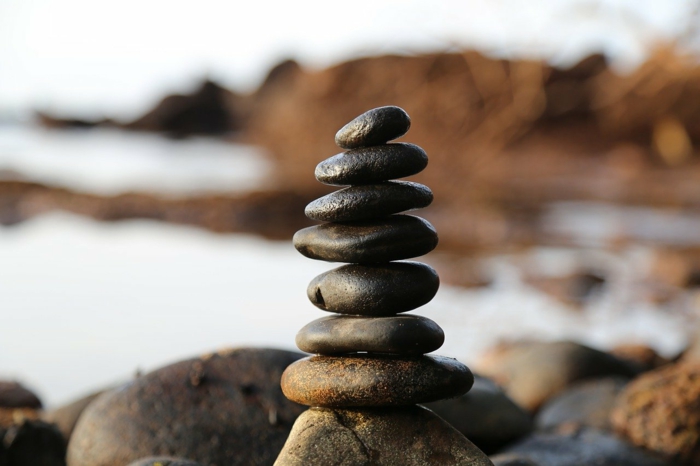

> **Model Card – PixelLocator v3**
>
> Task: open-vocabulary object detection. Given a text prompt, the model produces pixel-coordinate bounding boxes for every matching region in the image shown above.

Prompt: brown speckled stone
[334,106,411,150]
[293,215,438,263]
[304,181,432,222]
[274,405,494,466]
[67,348,306,466]
[296,314,444,355]
[281,354,473,407]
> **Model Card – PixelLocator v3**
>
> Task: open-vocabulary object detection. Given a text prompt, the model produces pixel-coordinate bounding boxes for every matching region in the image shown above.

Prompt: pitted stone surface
[274,406,494,466]
[293,215,437,263]
[296,315,444,355]
[281,354,473,407]
[315,143,428,186]
[307,261,439,315]
[334,106,411,150]
[305,181,433,222]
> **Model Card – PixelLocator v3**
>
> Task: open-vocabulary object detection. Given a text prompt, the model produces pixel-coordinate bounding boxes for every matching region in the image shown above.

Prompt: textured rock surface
[424,376,532,454]
[536,377,628,431]
[612,362,700,465]
[274,406,494,466]
[127,458,202,466]
[43,389,105,442]
[281,355,473,407]
[489,455,539,466]
[477,341,639,411]
[293,215,438,263]
[334,106,411,149]
[67,348,305,466]
[0,382,42,409]
[307,261,439,315]
[495,428,667,466]
[4,420,67,466]
[315,143,428,186]
[304,181,432,222]
[296,315,444,355]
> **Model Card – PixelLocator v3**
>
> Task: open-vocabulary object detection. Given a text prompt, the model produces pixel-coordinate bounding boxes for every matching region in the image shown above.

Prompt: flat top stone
[307,261,439,315]
[274,406,493,466]
[281,354,473,407]
[315,143,428,186]
[335,106,411,150]
[296,314,444,356]
[293,214,438,263]
[305,181,433,223]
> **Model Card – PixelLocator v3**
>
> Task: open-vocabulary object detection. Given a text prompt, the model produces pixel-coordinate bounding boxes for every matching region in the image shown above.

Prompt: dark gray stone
[0,382,42,409]
[497,428,667,466]
[127,458,202,466]
[67,348,306,466]
[296,315,444,355]
[535,377,628,431]
[424,376,533,454]
[315,143,428,186]
[4,420,66,466]
[307,261,439,315]
[305,181,433,222]
[281,354,473,407]
[274,406,494,466]
[293,215,438,263]
[334,106,411,149]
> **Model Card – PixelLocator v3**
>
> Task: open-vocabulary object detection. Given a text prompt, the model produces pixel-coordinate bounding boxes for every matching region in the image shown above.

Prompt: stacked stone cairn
[275,106,493,465]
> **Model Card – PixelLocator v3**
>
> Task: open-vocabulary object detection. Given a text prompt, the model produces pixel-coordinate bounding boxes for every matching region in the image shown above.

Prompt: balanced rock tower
[275,107,493,465]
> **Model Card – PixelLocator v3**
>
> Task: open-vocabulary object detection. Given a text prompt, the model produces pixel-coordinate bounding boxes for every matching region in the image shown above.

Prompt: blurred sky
[0,0,698,120]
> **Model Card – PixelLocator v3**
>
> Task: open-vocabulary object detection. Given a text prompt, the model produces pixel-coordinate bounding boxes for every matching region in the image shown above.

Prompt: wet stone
[307,261,439,315]
[274,406,493,466]
[305,181,433,222]
[334,106,411,150]
[315,143,428,186]
[293,215,438,263]
[296,315,444,355]
[281,354,473,407]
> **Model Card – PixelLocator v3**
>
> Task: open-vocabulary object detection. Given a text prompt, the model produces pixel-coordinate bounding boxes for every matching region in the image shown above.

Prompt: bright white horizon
[0,0,697,120]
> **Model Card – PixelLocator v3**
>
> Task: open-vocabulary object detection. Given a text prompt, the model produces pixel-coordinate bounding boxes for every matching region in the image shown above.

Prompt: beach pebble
[315,143,428,186]
[0,382,42,409]
[67,348,305,466]
[307,261,439,315]
[612,362,700,465]
[305,181,432,222]
[296,315,444,355]
[281,354,472,407]
[274,405,492,466]
[127,458,202,466]
[293,215,437,263]
[334,106,411,149]
[424,376,533,454]
[3,420,66,466]
[43,389,105,442]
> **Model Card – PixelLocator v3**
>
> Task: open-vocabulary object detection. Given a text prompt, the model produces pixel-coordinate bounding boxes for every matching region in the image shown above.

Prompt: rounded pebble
[293,215,438,263]
[334,106,411,149]
[281,354,473,407]
[315,143,428,186]
[305,181,433,222]
[307,261,439,315]
[127,458,202,466]
[296,315,444,355]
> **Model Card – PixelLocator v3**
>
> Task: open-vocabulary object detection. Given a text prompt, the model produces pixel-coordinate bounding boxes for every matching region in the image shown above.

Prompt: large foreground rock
[274,406,493,466]
[67,348,305,466]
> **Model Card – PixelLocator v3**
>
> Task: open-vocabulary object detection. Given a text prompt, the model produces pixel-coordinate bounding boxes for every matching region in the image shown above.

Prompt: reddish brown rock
[281,355,473,408]
[274,406,493,466]
[611,362,700,465]
[0,382,42,409]
[610,344,670,372]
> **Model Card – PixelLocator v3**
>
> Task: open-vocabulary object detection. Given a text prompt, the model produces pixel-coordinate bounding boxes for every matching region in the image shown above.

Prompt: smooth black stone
[335,106,411,149]
[315,143,428,186]
[296,315,444,355]
[307,261,439,315]
[305,181,433,222]
[293,215,438,263]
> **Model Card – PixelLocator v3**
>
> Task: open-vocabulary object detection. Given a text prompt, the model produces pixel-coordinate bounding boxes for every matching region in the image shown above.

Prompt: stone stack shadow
[275,107,493,465]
